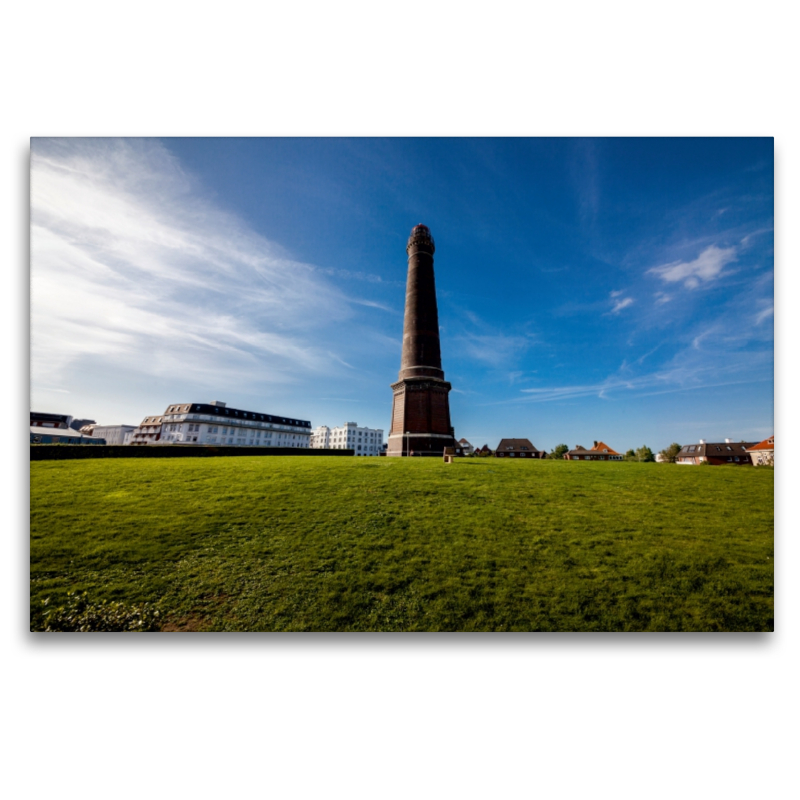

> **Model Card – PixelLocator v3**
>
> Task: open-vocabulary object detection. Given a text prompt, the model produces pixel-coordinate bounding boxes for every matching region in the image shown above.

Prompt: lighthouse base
[386,377,461,457]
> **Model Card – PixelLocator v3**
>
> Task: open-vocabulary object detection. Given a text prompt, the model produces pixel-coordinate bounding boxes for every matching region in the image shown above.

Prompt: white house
[311,422,384,455]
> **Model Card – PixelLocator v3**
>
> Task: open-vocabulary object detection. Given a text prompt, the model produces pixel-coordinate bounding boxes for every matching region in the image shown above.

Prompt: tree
[659,442,681,463]
[635,445,655,462]
[624,449,636,461]
[549,443,569,460]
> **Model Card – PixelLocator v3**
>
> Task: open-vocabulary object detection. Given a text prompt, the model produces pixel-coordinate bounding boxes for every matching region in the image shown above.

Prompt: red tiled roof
[590,441,620,455]
[746,436,774,452]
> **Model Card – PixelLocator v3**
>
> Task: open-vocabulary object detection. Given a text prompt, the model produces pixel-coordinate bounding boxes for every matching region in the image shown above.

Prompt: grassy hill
[30,456,774,631]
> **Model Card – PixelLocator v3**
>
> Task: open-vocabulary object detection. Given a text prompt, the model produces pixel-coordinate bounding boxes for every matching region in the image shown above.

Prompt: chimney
[724,438,732,443]
[593,440,598,448]
[699,439,705,444]
[210,401,226,407]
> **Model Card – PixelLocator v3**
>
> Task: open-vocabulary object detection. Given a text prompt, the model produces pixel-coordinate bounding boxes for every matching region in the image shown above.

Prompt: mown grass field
[30,456,774,631]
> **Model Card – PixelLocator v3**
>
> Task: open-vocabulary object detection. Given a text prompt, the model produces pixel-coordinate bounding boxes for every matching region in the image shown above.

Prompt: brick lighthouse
[387,224,460,457]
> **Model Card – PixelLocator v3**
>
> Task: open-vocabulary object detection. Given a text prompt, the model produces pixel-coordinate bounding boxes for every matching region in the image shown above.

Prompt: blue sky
[30,137,773,451]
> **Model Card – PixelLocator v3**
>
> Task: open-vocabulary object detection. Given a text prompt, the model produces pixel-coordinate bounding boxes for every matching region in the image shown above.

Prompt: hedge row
[29,445,355,461]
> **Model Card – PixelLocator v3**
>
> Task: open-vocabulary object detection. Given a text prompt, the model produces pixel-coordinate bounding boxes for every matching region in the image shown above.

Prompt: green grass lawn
[29,456,774,631]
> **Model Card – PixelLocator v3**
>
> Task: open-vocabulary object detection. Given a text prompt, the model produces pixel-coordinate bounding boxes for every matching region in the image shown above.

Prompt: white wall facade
[92,425,136,446]
[158,402,311,448]
[312,422,384,455]
[310,426,331,448]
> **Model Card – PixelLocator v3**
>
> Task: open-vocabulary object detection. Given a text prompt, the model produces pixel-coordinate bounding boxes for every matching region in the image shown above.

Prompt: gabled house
[458,438,474,455]
[746,435,774,466]
[129,415,164,445]
[565,441,622,461]
[674,439,755,465]
[494,438,545,458]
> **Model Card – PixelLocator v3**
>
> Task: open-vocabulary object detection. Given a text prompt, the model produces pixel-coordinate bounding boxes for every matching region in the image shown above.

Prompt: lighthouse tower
[386,224,460,456]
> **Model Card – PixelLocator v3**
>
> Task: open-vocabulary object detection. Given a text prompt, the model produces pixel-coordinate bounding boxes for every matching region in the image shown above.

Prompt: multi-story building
[155,401,311,448]
[310,426,332,449]
[129,415,164,445]
[30,411,105,444]
[30,412,72,429]
[91,425,136,446]
[312,422,384,455]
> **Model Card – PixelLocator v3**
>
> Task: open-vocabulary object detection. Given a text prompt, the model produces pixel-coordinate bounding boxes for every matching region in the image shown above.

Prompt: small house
[494,439,545,458]
[746,435,774,466]
[565,441,622,461]
[674,439,755,465]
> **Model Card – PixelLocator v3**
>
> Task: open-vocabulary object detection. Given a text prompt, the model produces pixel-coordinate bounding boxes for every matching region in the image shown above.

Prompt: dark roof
[30,412,70,426]
[676,442,755,457]
[162,403,310,429]
[496,438,541,452]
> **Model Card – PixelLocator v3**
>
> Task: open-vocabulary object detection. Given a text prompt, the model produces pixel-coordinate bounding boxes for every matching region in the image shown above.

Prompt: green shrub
[36,591,161,632]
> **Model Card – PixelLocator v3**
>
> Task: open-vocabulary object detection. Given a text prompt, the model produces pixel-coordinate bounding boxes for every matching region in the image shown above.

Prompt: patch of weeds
[34,591,162,632]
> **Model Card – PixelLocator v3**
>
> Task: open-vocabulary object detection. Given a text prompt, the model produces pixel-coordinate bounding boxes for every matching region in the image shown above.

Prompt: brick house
[565,441,623,461]
[674,439,755,465]
[494,438,545,458]
[746,435,774,466]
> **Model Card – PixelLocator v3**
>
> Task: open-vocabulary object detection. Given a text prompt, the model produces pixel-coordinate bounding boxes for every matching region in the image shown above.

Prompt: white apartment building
[311,422,384,455]
[156,401,312,448]
[91,425,136,446]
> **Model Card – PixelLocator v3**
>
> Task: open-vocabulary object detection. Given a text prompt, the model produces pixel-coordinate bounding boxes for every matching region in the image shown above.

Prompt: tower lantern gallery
[387,224,460,456]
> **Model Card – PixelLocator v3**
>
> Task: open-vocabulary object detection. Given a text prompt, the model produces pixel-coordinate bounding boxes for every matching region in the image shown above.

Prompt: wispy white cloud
[457,333,533,365]
[316,266,402,286]
[648,244,737,289]
[350,298,398,313]
[509,307,772,405]
[30,138,355,394]
[452,308,535,366]
[755,305,774,324]
[610,296,634,314]
[654,292,672,305]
